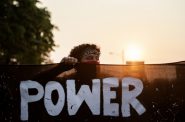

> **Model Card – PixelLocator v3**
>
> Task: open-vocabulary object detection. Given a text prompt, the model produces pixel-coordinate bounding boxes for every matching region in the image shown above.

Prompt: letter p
[20,80,44,121]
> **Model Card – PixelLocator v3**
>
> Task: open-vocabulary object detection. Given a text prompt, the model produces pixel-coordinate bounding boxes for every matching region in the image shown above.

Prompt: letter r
[122,77,146,117]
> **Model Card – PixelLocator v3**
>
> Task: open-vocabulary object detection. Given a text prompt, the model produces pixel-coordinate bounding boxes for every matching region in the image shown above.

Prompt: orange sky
[40,0,185,64]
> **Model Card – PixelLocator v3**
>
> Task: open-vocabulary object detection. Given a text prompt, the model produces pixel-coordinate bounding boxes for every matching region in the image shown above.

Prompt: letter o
[44,81,65,116]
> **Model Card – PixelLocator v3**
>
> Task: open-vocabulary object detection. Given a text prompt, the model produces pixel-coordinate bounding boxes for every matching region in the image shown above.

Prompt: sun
[124,44,143,62]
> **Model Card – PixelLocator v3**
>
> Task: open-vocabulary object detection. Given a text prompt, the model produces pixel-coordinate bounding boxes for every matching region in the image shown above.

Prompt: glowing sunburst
[125,44,143,61]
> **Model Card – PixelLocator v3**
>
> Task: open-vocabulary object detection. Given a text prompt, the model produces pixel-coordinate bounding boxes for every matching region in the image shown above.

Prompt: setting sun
[125,44,143,62]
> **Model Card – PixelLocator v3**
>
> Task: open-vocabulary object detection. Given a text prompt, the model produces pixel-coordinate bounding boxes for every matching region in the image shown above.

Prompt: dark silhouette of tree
[0,0,57,64]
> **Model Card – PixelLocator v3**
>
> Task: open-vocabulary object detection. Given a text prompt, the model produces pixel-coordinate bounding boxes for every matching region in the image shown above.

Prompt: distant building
[126,61,144,65]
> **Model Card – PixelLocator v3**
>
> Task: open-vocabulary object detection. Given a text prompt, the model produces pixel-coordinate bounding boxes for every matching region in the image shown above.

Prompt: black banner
[0,64,185,121]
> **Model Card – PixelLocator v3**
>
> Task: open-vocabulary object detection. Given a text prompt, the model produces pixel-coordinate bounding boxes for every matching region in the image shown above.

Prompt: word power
[20,77,146,121]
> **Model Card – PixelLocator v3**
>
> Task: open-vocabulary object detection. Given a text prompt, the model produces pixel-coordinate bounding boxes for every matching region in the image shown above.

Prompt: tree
[0,0,56,64]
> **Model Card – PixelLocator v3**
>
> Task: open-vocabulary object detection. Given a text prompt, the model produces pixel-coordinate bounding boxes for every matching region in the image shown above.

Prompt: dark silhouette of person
[33,43,100,81]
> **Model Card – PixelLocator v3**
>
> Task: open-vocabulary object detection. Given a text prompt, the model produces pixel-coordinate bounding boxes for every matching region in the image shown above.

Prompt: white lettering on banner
[67,79,100,115]
[44,81,65,116]
[20,80,44,121]
[103,78,119,116]
[122,77,146,117]
[19,77,146,121]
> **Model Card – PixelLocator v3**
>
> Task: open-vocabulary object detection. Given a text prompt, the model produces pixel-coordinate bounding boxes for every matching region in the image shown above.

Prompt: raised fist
[61,57,78,65]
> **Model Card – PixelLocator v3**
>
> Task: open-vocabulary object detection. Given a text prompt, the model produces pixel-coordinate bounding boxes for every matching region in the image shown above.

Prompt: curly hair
[68,43,100,61]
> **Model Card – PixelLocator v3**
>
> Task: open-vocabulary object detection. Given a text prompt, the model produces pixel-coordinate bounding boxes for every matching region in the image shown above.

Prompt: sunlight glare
[125,44,143,62]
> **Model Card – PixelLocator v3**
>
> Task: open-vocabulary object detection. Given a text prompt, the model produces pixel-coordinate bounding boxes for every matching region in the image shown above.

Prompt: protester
[33,43,100,80]
[57,43,100,79]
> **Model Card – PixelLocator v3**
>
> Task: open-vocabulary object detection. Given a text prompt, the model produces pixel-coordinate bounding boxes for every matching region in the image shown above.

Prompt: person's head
[69,43,100,64]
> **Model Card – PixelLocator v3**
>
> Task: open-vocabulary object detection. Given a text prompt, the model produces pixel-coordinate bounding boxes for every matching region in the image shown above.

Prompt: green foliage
[0,0,56,64]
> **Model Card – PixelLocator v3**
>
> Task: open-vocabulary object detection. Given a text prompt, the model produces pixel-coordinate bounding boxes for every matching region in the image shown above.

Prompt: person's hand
[60,57,78,65]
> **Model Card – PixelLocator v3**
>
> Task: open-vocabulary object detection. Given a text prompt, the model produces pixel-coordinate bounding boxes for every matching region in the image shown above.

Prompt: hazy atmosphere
[40,0,185,64]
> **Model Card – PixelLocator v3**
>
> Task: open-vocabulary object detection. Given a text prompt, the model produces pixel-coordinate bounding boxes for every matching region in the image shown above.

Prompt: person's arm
[32,63,74,81]
[32,57,78,81]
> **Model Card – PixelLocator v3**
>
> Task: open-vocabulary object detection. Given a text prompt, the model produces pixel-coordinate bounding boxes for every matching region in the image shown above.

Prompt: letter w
[67,79,100,115]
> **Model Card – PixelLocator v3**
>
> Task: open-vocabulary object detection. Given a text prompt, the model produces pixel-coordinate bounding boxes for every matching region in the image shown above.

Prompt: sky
[39,0,185,64]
